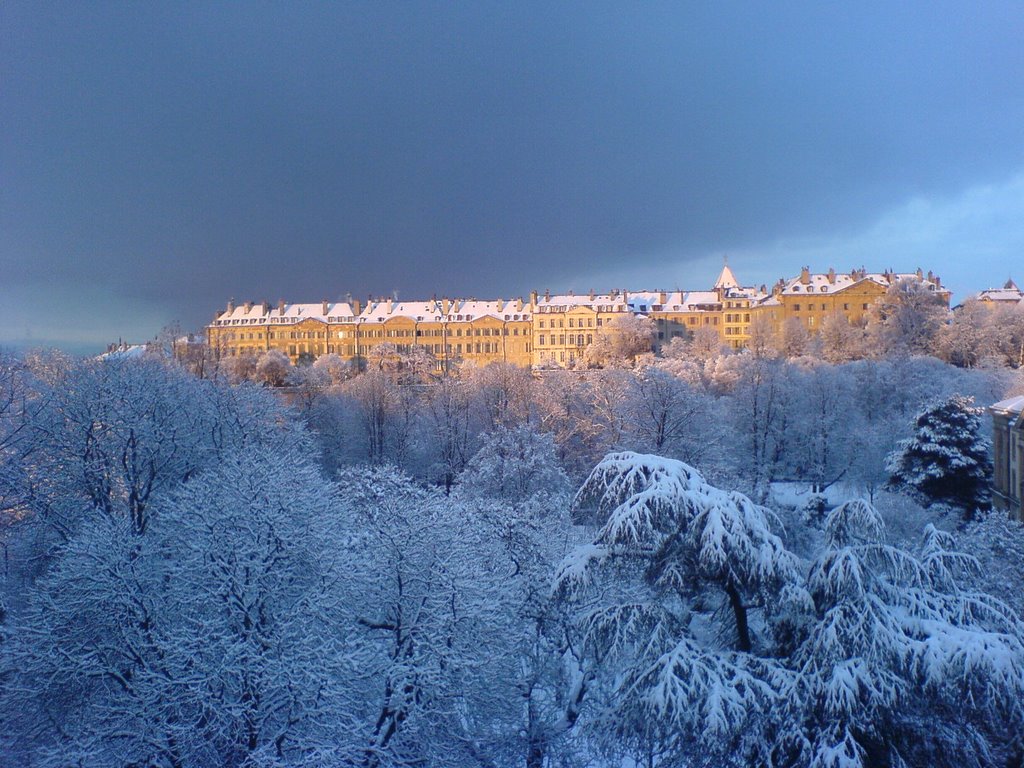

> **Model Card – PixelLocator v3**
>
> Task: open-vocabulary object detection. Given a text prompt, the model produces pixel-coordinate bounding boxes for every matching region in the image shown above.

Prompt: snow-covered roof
[779,271,945,296]
[976,280,1024,304]
[714,264,739,290]
[214,298,532,326]
[536,293,629,312]
[447,298,530,322]
[992,395,1024,415]
[215,301,360,326]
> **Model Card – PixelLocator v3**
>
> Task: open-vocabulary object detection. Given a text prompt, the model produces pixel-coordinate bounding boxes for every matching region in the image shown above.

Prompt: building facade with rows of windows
[992,395,1024,521]
[207,265,950,369]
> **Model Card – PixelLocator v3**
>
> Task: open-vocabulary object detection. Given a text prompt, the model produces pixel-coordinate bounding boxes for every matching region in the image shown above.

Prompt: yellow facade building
[208,297,533,370]
[207,265,950,370]
[975,279,1023,308]
[752,267,950,336]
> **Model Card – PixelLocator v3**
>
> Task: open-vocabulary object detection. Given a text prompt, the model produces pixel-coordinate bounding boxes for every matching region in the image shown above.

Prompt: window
[539,335,546,345]
[793,304,801,311]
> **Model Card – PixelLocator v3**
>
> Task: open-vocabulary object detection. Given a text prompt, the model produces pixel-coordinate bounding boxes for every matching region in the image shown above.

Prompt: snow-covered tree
[342,368,417,465]
[3,444,354,767]
[886,394,992,517]
[554,452,806,764]
[867,277,947,357]
[458,425,569,503]
[583,314,656,369]
[462,361,535,431]
[311,352,353,385]
[939,299,997,368]
[422,376,475,492]
[784,362,857,493]
[776,499,1024,767]
[254,348,291,387]
[218,352,258,383]
[819,312,866,363]
[989,302,1024,369]
[455,425,579,767]
[618,365,720,467]
[337,465,526,766]
[776,316,812,359]
[728,354,793,500]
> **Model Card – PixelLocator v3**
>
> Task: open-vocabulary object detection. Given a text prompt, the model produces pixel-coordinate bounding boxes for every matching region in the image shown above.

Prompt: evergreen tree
[886,395,992,517]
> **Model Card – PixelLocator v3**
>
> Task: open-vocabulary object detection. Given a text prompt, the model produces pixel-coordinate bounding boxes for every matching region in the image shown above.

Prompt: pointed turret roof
[714,262,739,290]
[1005,277,1018,290]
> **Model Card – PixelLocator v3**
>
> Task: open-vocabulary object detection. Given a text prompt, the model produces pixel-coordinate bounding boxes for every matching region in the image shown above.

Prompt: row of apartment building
[206,265,953,369]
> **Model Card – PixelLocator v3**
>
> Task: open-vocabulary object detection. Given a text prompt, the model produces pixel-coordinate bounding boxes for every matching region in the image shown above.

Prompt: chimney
[927,270,935,283]
[243,301,253,313]
[227,298,236,313]
[934,275,942,288]
[544,289,551,301]
[352,299,362,315]
[443,298,451,314]
[516,296,523,311]
[589,288,595,300]
[322,300,329,315]
[659,291,667,305]
[261,300,269,314]
[827,267,836,284]
[800,266,810,285]
[529,290,538,307]
[277,299,285,314]
[916,267,923,280]
[386,298,394,313]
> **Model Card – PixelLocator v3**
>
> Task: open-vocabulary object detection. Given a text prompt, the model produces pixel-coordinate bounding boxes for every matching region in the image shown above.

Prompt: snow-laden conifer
[886,394,992,517]
[554,452,807,764]
[777,498,1024,768]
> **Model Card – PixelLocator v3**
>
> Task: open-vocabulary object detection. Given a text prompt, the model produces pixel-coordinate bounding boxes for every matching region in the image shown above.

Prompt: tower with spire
[714,257,740,298]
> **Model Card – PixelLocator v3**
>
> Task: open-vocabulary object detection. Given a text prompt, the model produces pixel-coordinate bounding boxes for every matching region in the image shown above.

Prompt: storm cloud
[3,1,1023,349]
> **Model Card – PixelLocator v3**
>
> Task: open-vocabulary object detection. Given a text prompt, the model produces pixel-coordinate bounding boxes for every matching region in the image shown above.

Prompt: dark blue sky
[3,1,1024,350]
